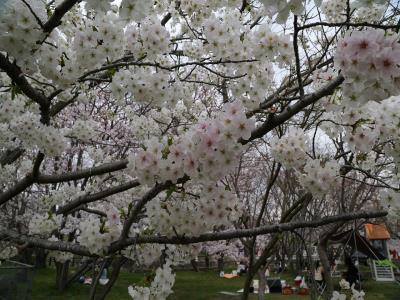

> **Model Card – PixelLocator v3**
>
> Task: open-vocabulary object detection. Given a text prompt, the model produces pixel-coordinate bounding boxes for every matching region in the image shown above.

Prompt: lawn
[31,268,400,300]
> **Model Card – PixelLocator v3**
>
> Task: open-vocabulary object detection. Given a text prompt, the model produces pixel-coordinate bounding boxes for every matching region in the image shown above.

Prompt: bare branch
[293,16,304,99]
[299,21,399,31]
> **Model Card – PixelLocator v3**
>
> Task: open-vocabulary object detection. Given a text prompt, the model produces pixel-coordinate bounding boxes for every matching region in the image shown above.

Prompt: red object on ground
[282,286,293,295]
[298,288,309,295]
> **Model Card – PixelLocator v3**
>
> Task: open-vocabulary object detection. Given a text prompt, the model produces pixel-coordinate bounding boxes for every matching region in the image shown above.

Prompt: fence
[0,260,34,300]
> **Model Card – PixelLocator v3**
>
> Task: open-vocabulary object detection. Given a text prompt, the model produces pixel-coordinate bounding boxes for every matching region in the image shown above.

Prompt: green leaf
[166,185,176,199]
[10,83,22,99]
[167,136,173,146]
[106,67,117,79]
[375,259,398,268]
[356,153,367,163]
[162,145,170,159]
[59,54,65,68]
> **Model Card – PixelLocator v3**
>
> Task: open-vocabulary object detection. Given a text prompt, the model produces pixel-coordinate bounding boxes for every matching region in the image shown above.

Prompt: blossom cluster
[0,94,67,156]
[77,208,122,255]
[0,243,18,260]
[271,129,341,198]
[271,128,309,169]
[0,1,45,69]
[28,213,62,236]
[9,112,66,156]
[119,0,153,23]
[321,0,385,23]
[130,101,254,185]
[110,69,177,108]
[331,282,365,300]
[298,159,341,198]
[334,29,400,107]
[379,189,400,217]
[251,26,293,64]
[203,13,248,60]
[145,184,241,238]
[341,95,400,163]
[259,0,305,23]
[69,119,99,142]
[128,260,175,300]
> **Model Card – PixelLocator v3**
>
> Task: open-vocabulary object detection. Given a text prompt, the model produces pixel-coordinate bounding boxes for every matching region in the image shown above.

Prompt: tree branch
[243,75,344,143]
[56,180,140,215]
[0,176,34,206]
[0,53,49,108]
[293,16,304,99]
[37,160,129,184]
[119,175,190,240]
[115,210,387,248]
[299,21,399,31]
[42,0,81,33]
[0,210,386,256]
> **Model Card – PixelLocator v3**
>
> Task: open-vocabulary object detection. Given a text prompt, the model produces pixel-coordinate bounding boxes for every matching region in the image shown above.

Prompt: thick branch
[243,75,344,143]
[115,210,387,248]
[56,180,140,215]
[0,53,49,108]
[1,210,386,256]
[37,160,128,184]
[0,230,93,257]
[119,175,190,239]
[42,0,81,33]
[0,176,33,206]
[0,160,129,206]
[0,148,25,166]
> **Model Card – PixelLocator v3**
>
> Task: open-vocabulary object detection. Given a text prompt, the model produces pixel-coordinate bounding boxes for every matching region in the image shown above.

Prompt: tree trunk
[257,265,267,300]
[64,259,93,288]
[241,235,279,300]
[55,261,70,291]
[95,257,126,300]
[317,240,332,299]
[35,248,47,269]
[90,258,111,300]
[205,254,210,270]
[217,255,224,272]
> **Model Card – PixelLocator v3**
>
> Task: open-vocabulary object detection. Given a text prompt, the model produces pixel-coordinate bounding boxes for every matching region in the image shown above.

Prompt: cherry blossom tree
[0,0,399,299]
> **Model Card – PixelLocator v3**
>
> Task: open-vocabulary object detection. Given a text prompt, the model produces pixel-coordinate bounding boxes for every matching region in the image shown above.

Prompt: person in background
[237,260,248,275]
[314,261,325,291]
[265,265,270,278]
[344,255,359,287]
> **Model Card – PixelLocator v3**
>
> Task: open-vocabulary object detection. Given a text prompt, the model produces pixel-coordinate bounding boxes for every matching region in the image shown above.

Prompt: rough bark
[217,254,224,272]
[95,257,127,300]
[257,265,267,300]
[317,240,332,299]
[55,261,70,291]
[89,258,111,300]
[34,248,47,269]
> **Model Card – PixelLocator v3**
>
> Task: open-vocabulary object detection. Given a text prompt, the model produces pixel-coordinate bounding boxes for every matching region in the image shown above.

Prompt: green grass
[31,267,400,300]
